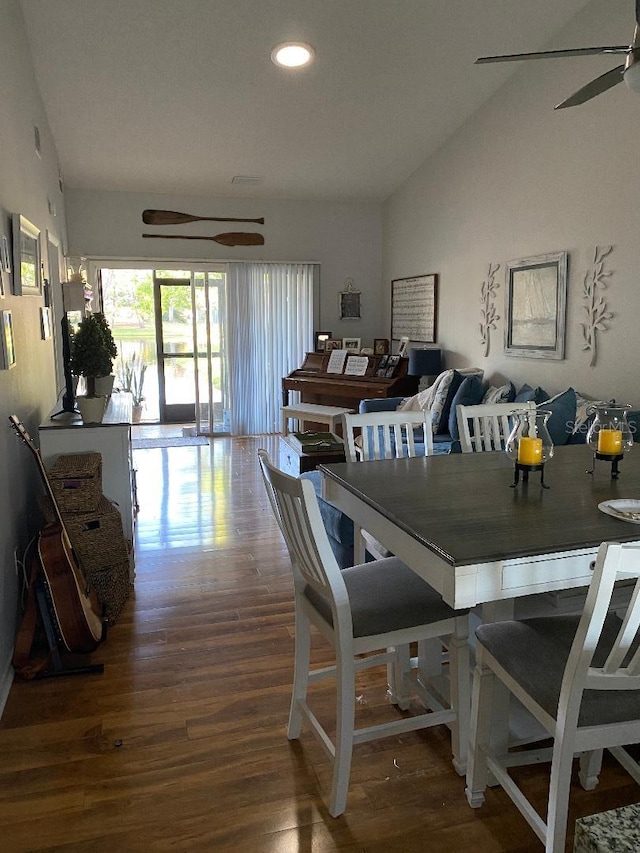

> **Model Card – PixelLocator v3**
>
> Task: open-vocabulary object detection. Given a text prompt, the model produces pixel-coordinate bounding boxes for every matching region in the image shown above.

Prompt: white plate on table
[598,499,640,524]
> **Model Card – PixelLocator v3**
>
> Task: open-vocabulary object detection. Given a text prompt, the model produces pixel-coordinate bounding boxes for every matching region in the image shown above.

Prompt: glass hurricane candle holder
[586,402,633,479]
[505,409,554,489]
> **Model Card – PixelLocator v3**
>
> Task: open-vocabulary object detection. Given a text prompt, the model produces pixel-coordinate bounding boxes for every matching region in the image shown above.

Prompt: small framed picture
[375,354,389,377]
[40,306,52,340]
[342,336,361,353]
[325,339,342,351]
[374,338,389,355]
[397,336,410,357]
[384,354,400,378]
[314,331,331,352]
[0,309,16,369]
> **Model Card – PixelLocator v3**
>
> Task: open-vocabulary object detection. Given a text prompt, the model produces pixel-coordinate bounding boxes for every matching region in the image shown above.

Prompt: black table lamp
[408,348,442,391]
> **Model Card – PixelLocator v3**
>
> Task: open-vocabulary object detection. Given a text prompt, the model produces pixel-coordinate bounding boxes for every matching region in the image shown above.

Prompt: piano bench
[281,403,355,436]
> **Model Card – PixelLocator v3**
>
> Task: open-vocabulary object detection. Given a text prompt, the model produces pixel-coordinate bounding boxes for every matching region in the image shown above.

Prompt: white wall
[383,0,640,404]
[65,189,383,349]
[0,0,67,711]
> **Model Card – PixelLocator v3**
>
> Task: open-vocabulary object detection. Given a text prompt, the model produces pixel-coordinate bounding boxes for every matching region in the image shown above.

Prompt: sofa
[301,368,640,568]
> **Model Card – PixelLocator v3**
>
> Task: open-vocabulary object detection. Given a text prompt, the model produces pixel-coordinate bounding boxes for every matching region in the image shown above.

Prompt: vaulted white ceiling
[20,0,597,201]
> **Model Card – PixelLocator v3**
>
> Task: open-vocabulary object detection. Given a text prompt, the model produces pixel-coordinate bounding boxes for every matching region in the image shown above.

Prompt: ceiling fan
[475,0,640,109]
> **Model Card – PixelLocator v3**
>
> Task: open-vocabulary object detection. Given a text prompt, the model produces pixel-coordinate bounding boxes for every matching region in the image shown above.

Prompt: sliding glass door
[99,263,229,433]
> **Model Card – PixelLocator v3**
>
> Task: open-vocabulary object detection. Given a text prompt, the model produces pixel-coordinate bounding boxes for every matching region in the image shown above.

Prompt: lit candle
[598,429,623,454]
[518,436,543,465]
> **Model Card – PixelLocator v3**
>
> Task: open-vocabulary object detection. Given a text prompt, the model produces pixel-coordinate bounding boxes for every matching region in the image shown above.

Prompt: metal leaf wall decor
[580,245,614,367]
[479,262,500,357]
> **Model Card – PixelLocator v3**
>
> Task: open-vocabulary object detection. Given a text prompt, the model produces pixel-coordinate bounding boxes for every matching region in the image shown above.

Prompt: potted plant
[69,314,114,423]
[118,353,147,422]
[92,312,118,397]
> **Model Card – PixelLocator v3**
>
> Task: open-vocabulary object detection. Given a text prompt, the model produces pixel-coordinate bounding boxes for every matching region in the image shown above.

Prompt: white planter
[132,404,143,424]
[77,394,107,424]
[94,374,115,398]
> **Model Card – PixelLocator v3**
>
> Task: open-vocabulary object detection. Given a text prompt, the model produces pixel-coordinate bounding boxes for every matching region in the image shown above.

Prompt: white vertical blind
[227,263,315,435]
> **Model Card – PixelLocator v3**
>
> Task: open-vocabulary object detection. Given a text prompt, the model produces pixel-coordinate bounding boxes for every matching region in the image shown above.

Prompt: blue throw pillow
[538,388,577,446]
[448,374,487,440]
[437,370,465,434]
[515,384,549,405]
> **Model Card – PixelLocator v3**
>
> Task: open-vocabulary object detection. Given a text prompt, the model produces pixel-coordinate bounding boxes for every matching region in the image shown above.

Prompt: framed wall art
[339,279,361,320]
[0,234,11,297]
[0,310,16,369]
[391,274,438,343]
[504,251,568,360]
[40,306,52,340]
[12,214,42,296]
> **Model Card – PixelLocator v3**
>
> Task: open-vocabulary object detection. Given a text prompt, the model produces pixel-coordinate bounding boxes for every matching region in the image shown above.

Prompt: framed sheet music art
[391,274,438,344]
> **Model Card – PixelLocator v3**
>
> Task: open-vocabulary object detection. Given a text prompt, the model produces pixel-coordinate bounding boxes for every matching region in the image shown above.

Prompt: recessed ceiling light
[271,42,314,69]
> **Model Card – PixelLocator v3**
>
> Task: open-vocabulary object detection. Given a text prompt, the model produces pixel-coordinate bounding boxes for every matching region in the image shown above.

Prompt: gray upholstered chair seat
[476,613,640,729]
[306,556,465,638]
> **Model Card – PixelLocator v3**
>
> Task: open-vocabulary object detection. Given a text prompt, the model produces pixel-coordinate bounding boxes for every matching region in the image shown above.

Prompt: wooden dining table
[320,444,640,613]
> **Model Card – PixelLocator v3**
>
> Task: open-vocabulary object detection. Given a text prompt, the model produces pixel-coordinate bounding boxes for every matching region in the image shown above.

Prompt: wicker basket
[89,560,131,625]
[63,496,130,572]
[36,494,131,624]
[48,452,102,513]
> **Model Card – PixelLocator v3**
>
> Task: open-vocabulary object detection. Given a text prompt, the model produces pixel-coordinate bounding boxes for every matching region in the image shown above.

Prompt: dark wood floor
[0,435,638,852]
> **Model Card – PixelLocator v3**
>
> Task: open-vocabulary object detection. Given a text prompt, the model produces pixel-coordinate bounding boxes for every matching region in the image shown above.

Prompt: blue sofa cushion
[515,384,549,404]
[300,470,354,568]
[448,374,487,441]
[538,388,577,446]
[359,397,404,414]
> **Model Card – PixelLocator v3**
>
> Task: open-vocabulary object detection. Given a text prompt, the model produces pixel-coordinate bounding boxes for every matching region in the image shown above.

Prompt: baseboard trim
[0,656,14,719]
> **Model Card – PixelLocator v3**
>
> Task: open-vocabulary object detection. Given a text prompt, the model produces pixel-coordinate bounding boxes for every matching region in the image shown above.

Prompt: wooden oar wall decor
[141,209,265,247]
[142,232,264,247]
[142,209,264,225]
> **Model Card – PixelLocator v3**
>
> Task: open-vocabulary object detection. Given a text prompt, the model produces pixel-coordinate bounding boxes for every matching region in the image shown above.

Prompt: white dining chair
[456,401,536,453]
[341,409,432,562]
[465,540,640,852]
[258,449,470,817]
[342,409,433,463]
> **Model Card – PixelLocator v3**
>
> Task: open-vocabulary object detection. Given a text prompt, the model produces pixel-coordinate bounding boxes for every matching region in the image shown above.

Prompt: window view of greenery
[102,269,159,420]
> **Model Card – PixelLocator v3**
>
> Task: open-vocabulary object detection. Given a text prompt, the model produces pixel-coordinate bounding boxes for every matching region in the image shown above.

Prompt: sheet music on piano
[344,356,368,376]
[327,349,347,374]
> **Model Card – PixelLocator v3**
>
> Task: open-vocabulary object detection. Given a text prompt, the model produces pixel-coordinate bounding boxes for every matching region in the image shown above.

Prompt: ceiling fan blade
[554,64,625,109]
[476,45,630,64]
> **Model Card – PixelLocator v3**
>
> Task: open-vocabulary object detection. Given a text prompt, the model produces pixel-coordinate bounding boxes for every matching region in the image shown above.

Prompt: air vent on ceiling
[231,175,263,185]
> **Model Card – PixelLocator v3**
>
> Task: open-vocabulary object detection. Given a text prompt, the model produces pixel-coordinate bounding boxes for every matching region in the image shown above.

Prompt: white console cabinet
[39,392,137,580]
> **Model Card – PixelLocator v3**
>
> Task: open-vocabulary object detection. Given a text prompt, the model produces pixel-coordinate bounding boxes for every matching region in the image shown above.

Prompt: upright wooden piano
[282,352,418,411]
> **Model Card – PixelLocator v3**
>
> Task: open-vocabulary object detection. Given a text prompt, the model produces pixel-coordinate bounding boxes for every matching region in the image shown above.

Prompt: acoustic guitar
[9,415,105,653]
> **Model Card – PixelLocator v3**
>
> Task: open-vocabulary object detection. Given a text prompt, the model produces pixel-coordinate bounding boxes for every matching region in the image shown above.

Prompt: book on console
[290,432,344,453]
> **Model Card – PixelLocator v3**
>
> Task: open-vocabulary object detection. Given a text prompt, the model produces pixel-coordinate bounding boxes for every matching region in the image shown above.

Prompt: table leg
[474,600,514,787]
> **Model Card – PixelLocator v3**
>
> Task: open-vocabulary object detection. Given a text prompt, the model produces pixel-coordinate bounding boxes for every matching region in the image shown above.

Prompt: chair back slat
[601,580,640,673]
[342,410,433,462]
[563,544,640,699]
[258,450,348,604]
[457,402,536,453]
